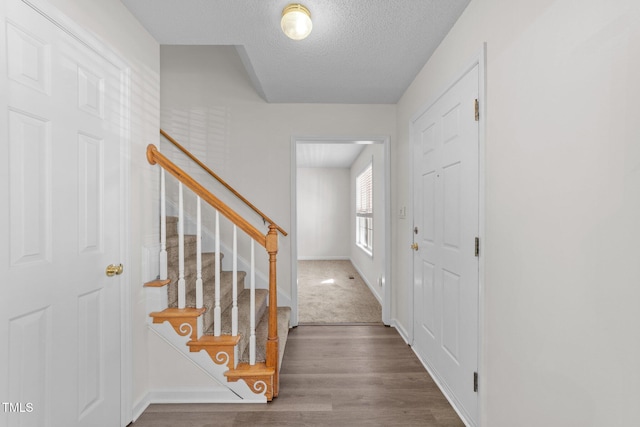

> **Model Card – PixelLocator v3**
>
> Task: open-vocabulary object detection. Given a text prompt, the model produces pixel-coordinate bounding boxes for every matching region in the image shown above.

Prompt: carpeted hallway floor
[298,260,382,324]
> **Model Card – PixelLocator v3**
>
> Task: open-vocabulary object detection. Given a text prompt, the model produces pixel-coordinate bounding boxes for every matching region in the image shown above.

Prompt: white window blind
[356,162,373,254]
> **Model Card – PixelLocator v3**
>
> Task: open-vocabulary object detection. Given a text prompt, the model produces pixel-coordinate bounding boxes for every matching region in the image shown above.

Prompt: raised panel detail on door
[78,133,103,253]
[9,109,52,265]
[442,269,460,362]
[421,123,436,154]
[8,307,51,425]
[6,22,51,94]
[421,261,436,337]
[78,289,103,418]
[443,162,461,248]
[77,66,104,118]
[422,172,436,243]
[442,103,460,145]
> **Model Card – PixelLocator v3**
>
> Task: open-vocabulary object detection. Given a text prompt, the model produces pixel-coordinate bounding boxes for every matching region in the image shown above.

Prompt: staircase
[143,131,290,402]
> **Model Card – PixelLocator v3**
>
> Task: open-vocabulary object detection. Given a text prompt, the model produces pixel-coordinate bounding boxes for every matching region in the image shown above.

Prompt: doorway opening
[290,136,391,326]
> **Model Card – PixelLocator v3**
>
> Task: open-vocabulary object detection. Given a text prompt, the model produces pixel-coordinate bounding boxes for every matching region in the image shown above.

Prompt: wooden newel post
[265,224,280,397]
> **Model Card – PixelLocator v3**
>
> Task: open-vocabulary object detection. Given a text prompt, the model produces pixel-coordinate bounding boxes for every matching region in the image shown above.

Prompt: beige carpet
[298,260,382,324]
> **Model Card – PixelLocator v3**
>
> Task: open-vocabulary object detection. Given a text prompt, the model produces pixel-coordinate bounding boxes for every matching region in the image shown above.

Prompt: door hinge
[474,237,479,257]
[474,99,479,121]
[473,372,478,392]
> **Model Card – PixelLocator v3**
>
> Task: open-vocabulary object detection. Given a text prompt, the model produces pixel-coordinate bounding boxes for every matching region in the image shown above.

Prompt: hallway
[132,325,463,426]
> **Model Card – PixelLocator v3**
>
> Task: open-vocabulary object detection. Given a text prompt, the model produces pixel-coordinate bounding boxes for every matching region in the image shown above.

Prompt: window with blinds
[356,161,373,255]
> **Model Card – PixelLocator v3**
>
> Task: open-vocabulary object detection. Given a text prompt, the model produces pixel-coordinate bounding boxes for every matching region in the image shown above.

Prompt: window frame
[355,160,373,256]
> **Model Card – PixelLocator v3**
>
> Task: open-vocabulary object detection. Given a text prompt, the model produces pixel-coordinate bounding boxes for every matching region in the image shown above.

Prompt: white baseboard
[148,388,242,404]
[132,394,151,422]
[350,261,382,304]
[390,317,474,426]
[411,348,474,427]
[132,388,244,421]
[391,319,411,345]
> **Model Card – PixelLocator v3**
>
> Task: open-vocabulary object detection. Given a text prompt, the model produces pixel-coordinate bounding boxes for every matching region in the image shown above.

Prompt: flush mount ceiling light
[281,4,312,40]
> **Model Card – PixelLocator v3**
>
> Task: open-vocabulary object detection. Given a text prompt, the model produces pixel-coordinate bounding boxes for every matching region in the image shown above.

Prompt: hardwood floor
[131,326,464,426]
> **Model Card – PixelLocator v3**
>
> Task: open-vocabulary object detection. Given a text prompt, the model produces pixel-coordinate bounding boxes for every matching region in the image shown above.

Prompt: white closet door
[0,1,125,425]
[412,64,480,424]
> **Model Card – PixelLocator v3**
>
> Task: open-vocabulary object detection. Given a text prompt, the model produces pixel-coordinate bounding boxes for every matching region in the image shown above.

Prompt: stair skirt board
[148,322,268,402]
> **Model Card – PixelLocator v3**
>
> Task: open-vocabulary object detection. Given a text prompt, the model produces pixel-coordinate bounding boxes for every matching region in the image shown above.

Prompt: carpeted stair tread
[239,307,291,366]
[167,252,217,285]
[192,270,247,333]
[170,269,246,331]
[166,233,197,251]
[166,236,225,265]
[166,253,224,308]
[206,288,268,361]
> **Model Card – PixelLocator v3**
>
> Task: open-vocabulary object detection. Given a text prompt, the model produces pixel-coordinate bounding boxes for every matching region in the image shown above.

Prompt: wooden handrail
[147,144,267,248]
[160,129,288,237]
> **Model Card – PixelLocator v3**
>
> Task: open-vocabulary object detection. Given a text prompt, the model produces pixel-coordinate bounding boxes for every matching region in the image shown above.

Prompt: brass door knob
[411,242,419,251]
[105,264,123,277]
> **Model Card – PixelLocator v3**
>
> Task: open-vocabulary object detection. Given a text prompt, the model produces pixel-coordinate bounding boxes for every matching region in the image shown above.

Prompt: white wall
[350,144,385,301]
[394,0,640,425]
[160,45,397,298]
[297,167,350,260]
[43,0,161,419]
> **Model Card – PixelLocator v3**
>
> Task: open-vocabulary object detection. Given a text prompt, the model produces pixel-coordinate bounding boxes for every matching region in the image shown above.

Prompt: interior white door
[0,1,124,426]
[412,65,479,424]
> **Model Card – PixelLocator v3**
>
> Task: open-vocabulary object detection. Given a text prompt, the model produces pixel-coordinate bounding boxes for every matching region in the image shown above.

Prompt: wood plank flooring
[131,325,464,427]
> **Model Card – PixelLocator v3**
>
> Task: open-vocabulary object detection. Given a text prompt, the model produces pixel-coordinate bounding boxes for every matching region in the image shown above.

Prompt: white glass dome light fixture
[281,4,312,40]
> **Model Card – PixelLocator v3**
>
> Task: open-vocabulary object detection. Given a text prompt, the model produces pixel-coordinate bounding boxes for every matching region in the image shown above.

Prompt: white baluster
[213,211,221,336]
[232,226,238,336]
[177,183,185,309]
[249,239,256,365]
[159,169,167,280]
[232,225,238,368]
[195,197,203,309]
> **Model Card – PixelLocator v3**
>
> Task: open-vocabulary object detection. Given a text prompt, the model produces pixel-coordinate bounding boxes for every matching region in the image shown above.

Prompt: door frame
[410,45,486,426]
[18,1,133,424]
[290,135,392,326]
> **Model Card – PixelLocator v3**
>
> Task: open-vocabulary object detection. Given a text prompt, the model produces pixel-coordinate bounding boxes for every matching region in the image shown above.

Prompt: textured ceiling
[121,0,471,104]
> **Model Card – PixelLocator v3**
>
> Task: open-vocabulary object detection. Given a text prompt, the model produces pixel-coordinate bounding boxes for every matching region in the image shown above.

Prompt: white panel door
[0,1,124,426]
[412,65,479,424]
